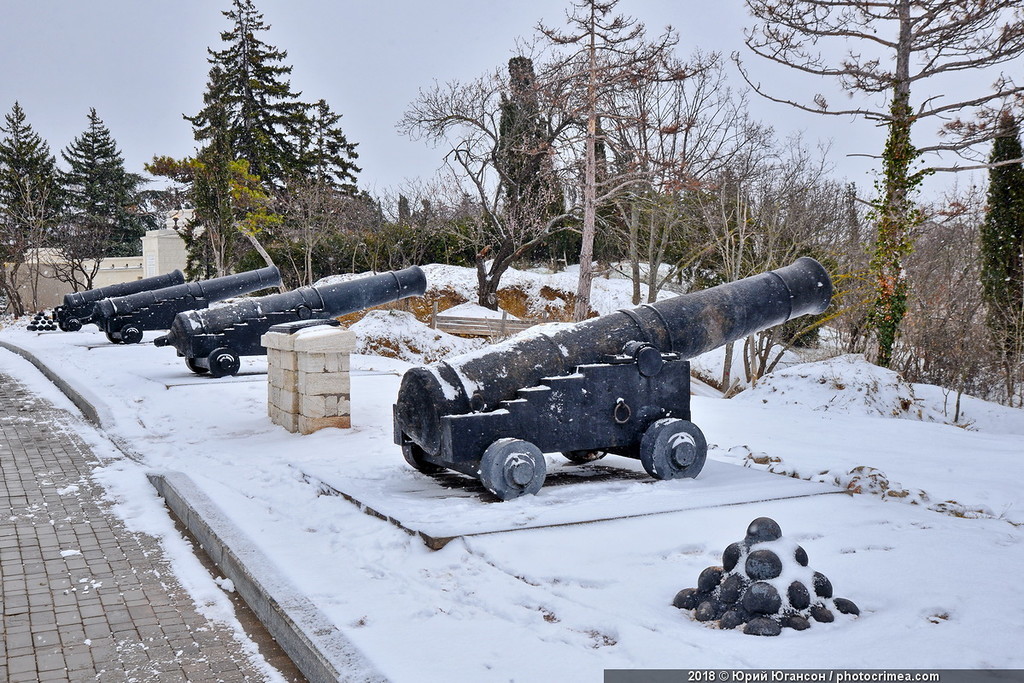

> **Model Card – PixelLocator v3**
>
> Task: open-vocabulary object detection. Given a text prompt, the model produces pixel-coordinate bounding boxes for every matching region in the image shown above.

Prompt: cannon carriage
[393,257,833,501]
[155,266,427,377]
[88,266,282,344]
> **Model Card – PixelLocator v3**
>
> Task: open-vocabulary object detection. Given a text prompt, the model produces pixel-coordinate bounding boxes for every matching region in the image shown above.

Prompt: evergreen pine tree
[0,102,62,314]
[981,111,1024,358]
[60,108,149,257]
[0,102,62,234]
[190,65,245,277]
[187,0,308,186]
[294,99,359,191]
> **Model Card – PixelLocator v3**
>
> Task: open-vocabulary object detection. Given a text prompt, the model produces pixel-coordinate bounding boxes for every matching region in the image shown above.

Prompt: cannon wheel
[206,347,241,378]
[185,357,209,375]
[562,450,606,464]
[639,418,707,480]
[59,318,82,332]
[478,438,546,501]
[105,330,122,344]
[119,325,144,345]
[401,438,445,474]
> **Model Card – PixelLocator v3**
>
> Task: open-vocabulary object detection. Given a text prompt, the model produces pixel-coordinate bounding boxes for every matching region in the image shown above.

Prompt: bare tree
[48,217,109,292]
[689,139,850,390]
[400,58,573,309]
[737,0,1024,367]
[277,179,362,285]
[538,0,692,320]
[602,50,775,304]
[896,186,996,417]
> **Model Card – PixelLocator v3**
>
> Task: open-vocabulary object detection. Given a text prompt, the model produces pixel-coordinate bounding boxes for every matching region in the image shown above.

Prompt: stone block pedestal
[261,323,356,434]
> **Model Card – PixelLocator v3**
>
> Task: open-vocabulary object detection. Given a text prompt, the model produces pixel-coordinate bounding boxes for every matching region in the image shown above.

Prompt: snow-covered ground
[2,270,1023,679]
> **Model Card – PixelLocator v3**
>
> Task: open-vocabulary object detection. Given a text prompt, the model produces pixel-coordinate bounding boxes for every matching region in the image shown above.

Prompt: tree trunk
[870,0,916,368]
[573,16,599,322]
[241,229,287,294]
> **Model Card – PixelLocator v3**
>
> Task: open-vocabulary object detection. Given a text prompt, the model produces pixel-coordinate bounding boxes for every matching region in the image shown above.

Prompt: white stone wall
[262,325,355,434]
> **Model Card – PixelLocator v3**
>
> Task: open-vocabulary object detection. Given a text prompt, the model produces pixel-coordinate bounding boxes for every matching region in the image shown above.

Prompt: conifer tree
[187,0,308,186]
[60,108,149,257]
[0,102,62,314]
[294,99,360,191]
[981,111,1024,362]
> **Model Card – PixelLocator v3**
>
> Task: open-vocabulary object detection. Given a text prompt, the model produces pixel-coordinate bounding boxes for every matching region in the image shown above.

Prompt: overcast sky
[0,1,991,199]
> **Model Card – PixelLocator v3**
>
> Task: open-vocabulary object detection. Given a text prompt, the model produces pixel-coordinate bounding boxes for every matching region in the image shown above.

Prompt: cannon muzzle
[395,257,832,457]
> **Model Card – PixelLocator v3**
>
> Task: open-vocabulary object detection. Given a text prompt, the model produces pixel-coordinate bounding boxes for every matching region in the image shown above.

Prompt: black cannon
[53,270,186,332]
[90,266,283,344]
[154,266,428,377]
[393,257,833,500]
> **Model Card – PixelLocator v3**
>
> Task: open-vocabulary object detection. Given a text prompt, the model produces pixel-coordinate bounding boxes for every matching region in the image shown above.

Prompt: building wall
[2,215,189,314]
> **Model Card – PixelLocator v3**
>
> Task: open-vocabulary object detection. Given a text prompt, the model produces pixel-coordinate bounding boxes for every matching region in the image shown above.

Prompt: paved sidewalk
[0,368,293,682]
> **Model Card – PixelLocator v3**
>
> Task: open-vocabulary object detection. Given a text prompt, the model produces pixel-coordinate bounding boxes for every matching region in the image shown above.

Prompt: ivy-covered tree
[981,111,1024,374]
[60,108,150,258]
[739,0,1024,367]
[186,0,308,186]
[0,102,63,314]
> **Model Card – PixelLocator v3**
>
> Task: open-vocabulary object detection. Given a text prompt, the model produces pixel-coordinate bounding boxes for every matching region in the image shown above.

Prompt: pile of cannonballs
[27,311,57,332]
[673,516,860,636]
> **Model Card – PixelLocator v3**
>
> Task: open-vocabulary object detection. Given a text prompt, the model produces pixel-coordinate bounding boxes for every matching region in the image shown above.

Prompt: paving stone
[1,366,303,681]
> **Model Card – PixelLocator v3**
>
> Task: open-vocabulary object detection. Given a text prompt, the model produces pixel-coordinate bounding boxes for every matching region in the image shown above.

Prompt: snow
[2,269,1024,678]
[438,301,520,320]
[349,309,485,364]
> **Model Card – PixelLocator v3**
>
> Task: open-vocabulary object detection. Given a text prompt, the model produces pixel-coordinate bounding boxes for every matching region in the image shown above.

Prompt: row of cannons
[46,257,832,500]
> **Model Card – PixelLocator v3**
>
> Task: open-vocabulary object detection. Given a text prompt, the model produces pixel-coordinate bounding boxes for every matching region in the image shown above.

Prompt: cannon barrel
[395,257,832,456]
[153,267,427,376]
[177,266,425,338]
[90,265,281,323]
[56,270,185,329]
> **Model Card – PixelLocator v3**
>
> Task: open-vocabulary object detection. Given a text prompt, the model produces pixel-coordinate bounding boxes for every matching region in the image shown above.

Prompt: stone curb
[148,472,386,683]
[0,336,384,683]
[0,339,110,427]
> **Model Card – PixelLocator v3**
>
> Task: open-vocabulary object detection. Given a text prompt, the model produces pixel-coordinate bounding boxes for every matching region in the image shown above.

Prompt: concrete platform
[299,459,844,549]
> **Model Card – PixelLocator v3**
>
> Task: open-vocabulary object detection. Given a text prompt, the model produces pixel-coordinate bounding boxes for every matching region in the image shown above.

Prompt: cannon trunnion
[154,266,428,377]
[53,270,186,332]
[93,266,282,344]
[393,257,833,501]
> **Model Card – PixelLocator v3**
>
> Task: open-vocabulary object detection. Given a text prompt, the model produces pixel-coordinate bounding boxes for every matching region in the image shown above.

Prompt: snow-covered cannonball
[745,517,782,544]
[722,542,743,572]
[745,549,783,580]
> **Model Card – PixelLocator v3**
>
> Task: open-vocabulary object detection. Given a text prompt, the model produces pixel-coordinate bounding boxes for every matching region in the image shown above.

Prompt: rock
[718,573,747,604]
[787,581,811,610]
[745,517,783,544]
[742,581,782,615]
[743,616,782,636]
[697,566,724,593]
[719,609,748,630]
[810,603,835,623]
[833,597,860,616]
[745,549,783,580]
[782,613,811,631]
[794,545,808,566]
[672,587,701,610]
[812,571,833,598]
[722,542,743,572]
